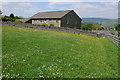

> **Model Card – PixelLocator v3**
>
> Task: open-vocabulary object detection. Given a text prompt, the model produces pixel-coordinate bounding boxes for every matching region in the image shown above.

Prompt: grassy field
[0,25,1,54]
[2,25,118,78]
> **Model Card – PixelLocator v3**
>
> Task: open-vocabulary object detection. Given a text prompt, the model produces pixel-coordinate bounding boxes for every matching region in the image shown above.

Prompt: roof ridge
[31,10,74,19]
[37,10,73,13]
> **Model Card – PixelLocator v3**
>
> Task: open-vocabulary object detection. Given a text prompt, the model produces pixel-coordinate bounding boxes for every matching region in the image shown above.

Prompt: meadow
[2,25,119,78]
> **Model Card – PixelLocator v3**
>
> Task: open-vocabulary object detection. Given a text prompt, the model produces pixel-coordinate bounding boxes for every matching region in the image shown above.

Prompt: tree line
[81,23,104,30]
[81,23,120,31]
[0,10,23,23]
[2,13,23,23]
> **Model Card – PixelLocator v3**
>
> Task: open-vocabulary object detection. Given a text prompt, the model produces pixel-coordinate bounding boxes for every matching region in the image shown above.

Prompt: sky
[0,0,119,19]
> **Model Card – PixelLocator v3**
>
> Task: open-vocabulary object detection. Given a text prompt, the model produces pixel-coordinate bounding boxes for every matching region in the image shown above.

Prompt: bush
[81,23,92,30]
[41,23,48,26]
[81,23,87,30]
[2,14,23,22]
[0,16,2,21]
[14,16,21,19]
[49,24,54,26]
[92,23,103,30]
[87,23,92,30]
[115,24,120,31]
[101,27,104,30]
[111,31,116,35]
[2,16,15,22]
[15,19,23,23]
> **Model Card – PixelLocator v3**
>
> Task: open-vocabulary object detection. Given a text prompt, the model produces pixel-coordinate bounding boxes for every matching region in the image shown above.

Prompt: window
[56,20,58,23]
[40,20,46,23]
[67,20,69,24]
[38,20,41,23]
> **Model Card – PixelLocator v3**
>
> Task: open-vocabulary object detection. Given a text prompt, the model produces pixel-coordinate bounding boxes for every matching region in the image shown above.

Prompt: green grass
[2,25,119,78]
[0,25,2,77]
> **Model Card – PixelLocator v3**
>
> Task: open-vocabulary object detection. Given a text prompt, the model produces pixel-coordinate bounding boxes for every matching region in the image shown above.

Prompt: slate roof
[31,10,73,19]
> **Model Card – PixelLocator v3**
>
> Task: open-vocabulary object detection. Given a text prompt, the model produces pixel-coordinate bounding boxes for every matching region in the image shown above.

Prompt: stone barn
[25,10,82,29]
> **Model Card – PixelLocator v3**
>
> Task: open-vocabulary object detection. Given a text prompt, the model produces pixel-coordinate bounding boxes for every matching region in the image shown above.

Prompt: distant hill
[82,18,111,23]
[82,18,118,29]
[101,19,118,29]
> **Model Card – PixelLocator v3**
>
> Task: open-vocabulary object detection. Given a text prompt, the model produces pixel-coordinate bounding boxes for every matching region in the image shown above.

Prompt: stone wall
[32,19,61,27]
[2,22,105,37]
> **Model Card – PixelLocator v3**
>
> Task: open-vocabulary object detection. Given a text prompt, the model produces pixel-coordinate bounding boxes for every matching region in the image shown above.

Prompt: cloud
[1,2,40,17]
[48,0,119,2]
[1,2,118,18]
[43,2,118,18]
[2,0,119,2]
[47,2,56,9]
[55,2,118,18]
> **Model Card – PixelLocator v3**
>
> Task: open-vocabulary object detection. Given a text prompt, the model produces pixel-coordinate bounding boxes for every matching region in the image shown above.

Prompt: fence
[105,34,120,47]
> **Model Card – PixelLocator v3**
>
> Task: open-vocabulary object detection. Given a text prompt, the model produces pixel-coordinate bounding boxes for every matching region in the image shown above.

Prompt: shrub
[101,27,104,30]
[42,23,48,26]
[81,23,92,30]
[81,23,87,30]
[92,23,103,30]
[15,16,21,19]
[2,14,23,22]
[49,24,54,26]
[86,23,92,30]
[115,24,120,31]
[0,16,2,21]
[111,31,116,35]
[2,16,15,22]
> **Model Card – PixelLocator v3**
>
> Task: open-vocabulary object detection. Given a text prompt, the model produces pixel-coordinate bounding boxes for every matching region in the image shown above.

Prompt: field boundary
[2,22,120,47]
[2,22,105,37]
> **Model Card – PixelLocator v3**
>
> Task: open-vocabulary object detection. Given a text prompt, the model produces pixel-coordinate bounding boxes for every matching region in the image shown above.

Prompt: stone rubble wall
[2,22,105,37]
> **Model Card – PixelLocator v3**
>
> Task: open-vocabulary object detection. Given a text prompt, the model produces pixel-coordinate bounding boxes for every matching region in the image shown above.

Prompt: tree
[0,10,2,15]
[86,23,92,30]
[14,16,24,19]
[9,13,14,18]
[81,23,87,30]
[81,23,92,30]
[101,27,104,30]
[2,15,15,22]
[115,24,120,31]
[92,23,103,30]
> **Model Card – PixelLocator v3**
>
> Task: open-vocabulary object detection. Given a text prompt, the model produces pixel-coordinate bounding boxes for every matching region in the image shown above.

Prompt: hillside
[82,18,110,23]
[82,18,118,29]
[101,19,118,29]
[2,25,118,78]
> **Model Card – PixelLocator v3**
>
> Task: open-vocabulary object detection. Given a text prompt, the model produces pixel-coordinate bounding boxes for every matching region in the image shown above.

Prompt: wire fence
[105,34,120,47]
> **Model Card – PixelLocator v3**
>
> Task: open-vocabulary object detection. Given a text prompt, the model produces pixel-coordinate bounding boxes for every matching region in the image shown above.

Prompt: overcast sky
[1,1,119,19]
